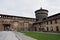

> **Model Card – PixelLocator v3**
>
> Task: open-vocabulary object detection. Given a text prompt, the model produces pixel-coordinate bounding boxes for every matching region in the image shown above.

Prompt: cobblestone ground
[0,31,36,40]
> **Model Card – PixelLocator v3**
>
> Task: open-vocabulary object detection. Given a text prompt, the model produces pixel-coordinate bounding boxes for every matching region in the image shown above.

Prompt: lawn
[20,31,60,40]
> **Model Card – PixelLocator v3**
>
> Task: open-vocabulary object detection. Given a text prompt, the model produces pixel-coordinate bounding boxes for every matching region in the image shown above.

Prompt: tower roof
[35,8,48,13]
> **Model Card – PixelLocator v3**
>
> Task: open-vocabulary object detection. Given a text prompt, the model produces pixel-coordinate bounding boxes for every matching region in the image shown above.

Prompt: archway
[3,24,11,31]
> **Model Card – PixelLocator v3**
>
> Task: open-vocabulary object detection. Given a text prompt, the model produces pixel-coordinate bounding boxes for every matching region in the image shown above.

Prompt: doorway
[3,24,11,31]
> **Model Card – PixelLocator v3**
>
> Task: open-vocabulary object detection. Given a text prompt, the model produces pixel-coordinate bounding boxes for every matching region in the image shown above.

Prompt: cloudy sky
[0,0,60,18]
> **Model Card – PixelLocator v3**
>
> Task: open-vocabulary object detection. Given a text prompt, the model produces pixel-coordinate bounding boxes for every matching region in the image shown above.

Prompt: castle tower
[35,8,48,21]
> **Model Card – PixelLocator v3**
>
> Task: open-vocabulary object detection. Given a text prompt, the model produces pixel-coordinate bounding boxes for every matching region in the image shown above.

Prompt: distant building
[0,8,60,32]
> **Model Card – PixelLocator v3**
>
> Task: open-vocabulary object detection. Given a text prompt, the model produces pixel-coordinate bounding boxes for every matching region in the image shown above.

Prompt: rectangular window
[50,20,52,24]
[55,20,57,24]
[47,21,48,25]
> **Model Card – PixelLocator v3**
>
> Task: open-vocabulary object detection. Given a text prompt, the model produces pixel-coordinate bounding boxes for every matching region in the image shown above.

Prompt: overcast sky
[0,0,60,18]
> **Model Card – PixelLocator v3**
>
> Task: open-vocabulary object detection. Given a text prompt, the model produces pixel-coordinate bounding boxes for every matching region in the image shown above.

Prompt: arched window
[51,26,53,31]
[56,26,59,31]
[46,27,48,31]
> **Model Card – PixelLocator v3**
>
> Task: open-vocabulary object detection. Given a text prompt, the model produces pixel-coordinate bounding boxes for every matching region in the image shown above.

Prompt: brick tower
[35,8,48,21]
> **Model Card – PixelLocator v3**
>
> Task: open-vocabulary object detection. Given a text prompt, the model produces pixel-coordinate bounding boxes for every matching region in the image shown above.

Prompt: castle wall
[41,19,60,32]
[33,18,60,32]
[0,16,36,31]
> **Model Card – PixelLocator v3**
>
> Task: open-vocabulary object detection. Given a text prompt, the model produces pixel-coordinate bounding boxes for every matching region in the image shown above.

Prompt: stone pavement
[14,31,37,40]
[0,31,18,40]
[0,31,36,40]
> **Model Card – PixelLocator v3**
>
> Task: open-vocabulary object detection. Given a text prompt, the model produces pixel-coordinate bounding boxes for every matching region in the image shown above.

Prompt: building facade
[0,14,36,31]
[0,8,60,32]
[33,8,60,32]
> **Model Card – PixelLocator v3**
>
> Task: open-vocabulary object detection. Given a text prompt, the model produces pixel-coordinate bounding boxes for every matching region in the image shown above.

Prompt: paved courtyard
[0,31,36,40]
[0,31,19,40]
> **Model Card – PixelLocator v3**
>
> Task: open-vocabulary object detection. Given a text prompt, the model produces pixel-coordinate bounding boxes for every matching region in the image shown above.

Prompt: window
[12,17,15,19]
[36,19,39,21]
[50,20,52,24]
[0,16,1,17]
[56,26,59,31]
[3,16,6,18]
[55,20,57,24]
[51,26,53,31]
[46,27,48,31]
[47,21,48,25]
